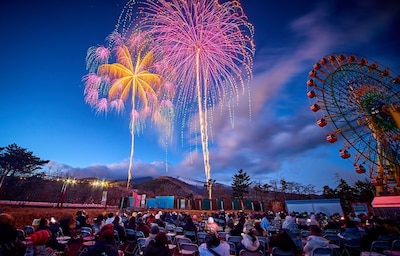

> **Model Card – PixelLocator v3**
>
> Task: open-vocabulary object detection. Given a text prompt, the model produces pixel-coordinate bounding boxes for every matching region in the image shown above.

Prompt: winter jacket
[236,234,264,254]
[303,235,329,256]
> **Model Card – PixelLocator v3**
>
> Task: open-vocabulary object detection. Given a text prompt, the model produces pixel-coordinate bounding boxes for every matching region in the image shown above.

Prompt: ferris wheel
[306,53,400,196]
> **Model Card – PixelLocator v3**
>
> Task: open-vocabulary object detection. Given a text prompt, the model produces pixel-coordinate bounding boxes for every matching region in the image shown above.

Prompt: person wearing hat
[205,217,219,234]
[199,230,230,256]
[303,226,329,256]
[145,225,160,246]
[0,213,18,255]
[236,227,264,255]
[154,213,165,228]
[86,224,123,256]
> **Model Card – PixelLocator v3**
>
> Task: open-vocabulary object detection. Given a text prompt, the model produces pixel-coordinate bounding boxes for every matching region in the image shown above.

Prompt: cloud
[51,0,398,191]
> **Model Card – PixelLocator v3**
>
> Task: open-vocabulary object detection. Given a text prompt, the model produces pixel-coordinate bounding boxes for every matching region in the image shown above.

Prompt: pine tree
[231,169,251,200]
[0,143,49,193]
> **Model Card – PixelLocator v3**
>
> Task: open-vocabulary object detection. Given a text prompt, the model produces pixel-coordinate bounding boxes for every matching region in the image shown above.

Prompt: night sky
[1,0,399,192]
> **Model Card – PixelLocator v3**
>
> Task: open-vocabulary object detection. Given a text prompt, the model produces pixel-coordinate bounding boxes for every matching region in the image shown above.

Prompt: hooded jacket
[303,235,330,256]
[236,233,263,254]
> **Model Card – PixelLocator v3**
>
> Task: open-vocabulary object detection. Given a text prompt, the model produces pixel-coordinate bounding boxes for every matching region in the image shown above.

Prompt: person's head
[100,224,115,241]
[39,218,48,227]
[310,226,324,236]
[0,213,15,226]
[205,231,220,248]
[113,216,120,225]
[150,225,160,235]
[95,214,104,223]
[128,216,136,225]
[107,213,114,219]
[345,220,357,228]
[254,222,263,231]
[243,221,254,234]
[245,228,258,243]
[186,216,193,224]
[154,232,168,246]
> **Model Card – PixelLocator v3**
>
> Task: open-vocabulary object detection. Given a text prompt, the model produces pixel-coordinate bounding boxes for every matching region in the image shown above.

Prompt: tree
[322,185,337,198]
[0,143,49,193]
[353,179,375,203]
[254,182,272,202]
[231,169,251,200]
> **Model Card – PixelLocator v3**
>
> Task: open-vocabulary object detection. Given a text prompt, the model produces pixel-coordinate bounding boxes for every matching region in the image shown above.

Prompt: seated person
[86,224,123,256]
[269,229,297,253]
[303,226,329,256]
[199,230,230,256]
[236,228,264,255]
[143,231,171,256]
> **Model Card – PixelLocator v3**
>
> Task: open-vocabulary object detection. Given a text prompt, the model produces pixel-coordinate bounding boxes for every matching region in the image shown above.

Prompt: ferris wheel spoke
[307,53,400,195]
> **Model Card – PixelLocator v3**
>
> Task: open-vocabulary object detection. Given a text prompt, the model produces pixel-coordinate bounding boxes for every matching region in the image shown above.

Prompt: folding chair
[124,229,138,255]
[383,240,400,256]
[324,234,341,246]
[177,237,193,254]
[271,247,296,256]
[175,226,184,235]
[229,242,237,256]
[166,224,176,233]
[136,237,146,256]
[368,240,389,256]
[341,238,361,256]
[16,229,26,241]
[238,249,263,256]
[24,225,35,236]
[184,230,197,243]
[291,237,303,252]
[196,231,207,245]
[135,230,145,239]
[311,247,333,256]
[227,236,243,246]
[258,238,268,255]
[218,231,228,241]
[114,230,122,249]
[180,242,199,255]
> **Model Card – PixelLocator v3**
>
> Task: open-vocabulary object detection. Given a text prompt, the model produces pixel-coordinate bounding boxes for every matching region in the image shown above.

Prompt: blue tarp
[156,196,174,209]
[146,198,157,209]
[146,196,175,209]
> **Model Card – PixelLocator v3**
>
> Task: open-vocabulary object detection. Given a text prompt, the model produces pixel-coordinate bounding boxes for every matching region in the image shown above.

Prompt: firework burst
[136,0,256,197]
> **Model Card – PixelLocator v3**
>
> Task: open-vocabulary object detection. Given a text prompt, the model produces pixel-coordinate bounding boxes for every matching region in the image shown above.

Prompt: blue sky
[1,0,399,192]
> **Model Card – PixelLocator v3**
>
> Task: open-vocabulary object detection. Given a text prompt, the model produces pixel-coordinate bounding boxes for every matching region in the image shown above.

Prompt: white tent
[285,198,343,216]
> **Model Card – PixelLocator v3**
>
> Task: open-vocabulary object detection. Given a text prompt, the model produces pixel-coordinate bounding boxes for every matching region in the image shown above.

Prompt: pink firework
[136,0,255,198]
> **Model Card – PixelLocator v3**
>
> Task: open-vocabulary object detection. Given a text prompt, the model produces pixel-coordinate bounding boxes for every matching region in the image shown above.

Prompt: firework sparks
[83,32,164,189]
[136,0,255,198]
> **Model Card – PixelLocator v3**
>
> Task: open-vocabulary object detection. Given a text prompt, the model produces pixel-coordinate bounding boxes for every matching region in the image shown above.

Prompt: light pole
[57,178,76,207]
[92,180,109,209]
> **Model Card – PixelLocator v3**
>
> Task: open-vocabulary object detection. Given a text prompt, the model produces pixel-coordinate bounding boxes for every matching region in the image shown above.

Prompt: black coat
[143,240,171,256]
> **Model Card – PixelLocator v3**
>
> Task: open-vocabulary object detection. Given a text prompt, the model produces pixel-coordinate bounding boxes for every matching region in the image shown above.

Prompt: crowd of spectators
[1,207,400,256]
